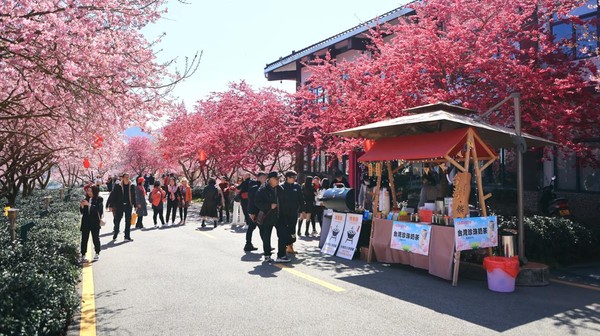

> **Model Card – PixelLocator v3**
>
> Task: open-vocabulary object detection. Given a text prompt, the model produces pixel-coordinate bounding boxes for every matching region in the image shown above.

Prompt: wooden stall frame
[365,128,498,287]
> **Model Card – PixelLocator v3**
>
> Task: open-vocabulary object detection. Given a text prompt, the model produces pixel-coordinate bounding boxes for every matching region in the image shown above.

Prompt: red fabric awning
[358,127,496,162]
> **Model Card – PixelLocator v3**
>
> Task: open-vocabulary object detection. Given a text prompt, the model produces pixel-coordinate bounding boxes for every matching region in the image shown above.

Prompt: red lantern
[364,139,375,152]
[93,134,103,149]
[198,150,207,162]
[83,158,91,169]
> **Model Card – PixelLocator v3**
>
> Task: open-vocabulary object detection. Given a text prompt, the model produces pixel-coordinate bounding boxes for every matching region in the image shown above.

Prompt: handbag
[98,213,106,227]
[255,210,270,225]
[131,213,138,226]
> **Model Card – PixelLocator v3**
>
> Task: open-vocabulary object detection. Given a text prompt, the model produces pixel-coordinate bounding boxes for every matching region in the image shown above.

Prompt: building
[264,1,599,222]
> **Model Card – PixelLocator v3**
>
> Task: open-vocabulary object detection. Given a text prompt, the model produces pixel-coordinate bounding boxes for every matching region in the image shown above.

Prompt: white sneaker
[81,256,89,263]
[93,253,99,260]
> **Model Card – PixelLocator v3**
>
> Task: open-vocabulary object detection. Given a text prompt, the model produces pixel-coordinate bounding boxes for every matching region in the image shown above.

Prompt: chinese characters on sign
[390,221,432,256]
[336,213,363,260]
[454,216,498,251]
[321,212,347,255]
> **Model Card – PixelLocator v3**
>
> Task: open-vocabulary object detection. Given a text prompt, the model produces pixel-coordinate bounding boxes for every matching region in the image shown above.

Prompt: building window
[551,0,599,59]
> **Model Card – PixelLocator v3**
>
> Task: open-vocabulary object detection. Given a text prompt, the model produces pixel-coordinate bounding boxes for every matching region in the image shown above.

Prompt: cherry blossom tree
[299,0,600,165]
[0,0,200,204]
[121,136,162,178]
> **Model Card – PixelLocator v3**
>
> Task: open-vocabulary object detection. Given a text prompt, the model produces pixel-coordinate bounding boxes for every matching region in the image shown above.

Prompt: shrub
[0,189,81,335]
[498,215,597,266]
[192,186,205,200]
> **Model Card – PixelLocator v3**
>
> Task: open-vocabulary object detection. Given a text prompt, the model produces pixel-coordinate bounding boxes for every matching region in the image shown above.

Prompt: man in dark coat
[106,173,137,241]
[237,173,252,224]
[276,170,303,260]
[253,172,280,262]
[245,172,266,251]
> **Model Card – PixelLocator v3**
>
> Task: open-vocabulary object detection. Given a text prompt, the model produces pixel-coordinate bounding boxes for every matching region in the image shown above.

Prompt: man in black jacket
[245,172,266,251]
[253,172,279,262]
[276,170,303,261]
[106,173,137,241]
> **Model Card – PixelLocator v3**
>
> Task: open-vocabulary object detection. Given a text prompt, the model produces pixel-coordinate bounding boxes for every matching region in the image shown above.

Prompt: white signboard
[336,213,363,260]
[321,212,347,255]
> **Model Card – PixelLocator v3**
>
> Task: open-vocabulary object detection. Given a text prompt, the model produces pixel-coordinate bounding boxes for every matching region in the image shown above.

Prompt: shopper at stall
[135,177,148,229]
[315,178,330,229]
[80,184,103,262]
[165,177,180,225]
[333,171,350,188]
[278,170,303,256]
[297,176,316,236]
[149,181,166,227]
[254,172,280,262]
[245,172,266,251]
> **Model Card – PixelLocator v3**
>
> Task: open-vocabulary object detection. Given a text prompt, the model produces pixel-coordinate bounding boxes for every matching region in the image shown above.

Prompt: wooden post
[7,209,18,242]
[387,161,398,208]
[44,196,52,211]
[367,162,384,263]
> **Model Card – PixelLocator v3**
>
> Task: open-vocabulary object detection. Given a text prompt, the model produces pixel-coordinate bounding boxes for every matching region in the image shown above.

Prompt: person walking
[218,176,231,223]
[80,184,103,262]
[106,173,136,241]
[237,173,252,226]
[143,173,150,192]
[245,172,266,251]
[165,177,180,225]
[297,176,316,237]
[231,177,244,225]
[149,181,166,227]
[147,174,156,192]
[135,177,148,229]
[178,177,192,225]
[106,177,114,192]
[200,178,221,228]
[310,176,321,235]
[277,170,303,257]
[253,172,280,262]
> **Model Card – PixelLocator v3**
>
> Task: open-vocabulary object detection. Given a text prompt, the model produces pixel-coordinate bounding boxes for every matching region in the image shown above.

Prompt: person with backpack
[178,177,192,225]
[149,181,166,228]
[200,178,221,228]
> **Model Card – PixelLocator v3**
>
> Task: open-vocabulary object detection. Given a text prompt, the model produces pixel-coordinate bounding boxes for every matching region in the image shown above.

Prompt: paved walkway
[68,193,600,336]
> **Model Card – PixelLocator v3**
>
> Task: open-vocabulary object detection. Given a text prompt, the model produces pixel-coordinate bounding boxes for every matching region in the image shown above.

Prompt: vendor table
[371,218,455,280]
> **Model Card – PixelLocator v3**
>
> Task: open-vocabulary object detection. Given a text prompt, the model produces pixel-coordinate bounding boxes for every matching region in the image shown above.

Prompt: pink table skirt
[372,219,455,281]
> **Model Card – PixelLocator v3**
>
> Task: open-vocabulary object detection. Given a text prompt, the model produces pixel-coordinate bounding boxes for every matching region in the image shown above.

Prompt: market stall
[333,102,556,286]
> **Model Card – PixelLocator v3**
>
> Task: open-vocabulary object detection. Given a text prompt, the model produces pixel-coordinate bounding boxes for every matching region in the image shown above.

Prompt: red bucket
[483,256,520,292]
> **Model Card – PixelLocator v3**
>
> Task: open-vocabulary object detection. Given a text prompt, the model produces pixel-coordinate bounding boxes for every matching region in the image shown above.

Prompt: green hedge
[0,189,81,335]
[499,215,597,266]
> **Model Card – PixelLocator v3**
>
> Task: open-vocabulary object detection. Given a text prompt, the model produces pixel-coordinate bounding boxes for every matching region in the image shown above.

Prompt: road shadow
[241,252,263,262]
[247,263,282,278]
[334,260,600,333]
[101,239,129,250]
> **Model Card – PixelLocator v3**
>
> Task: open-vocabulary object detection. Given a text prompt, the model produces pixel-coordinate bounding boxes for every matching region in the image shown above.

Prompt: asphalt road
[68,193,600,336]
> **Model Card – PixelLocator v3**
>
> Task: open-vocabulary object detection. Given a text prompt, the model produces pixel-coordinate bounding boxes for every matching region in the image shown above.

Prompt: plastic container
[483,256,520,293]
[419,209,433,223]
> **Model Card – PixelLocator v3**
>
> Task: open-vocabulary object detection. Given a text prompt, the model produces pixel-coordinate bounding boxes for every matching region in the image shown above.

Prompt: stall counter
[372,218,455,280]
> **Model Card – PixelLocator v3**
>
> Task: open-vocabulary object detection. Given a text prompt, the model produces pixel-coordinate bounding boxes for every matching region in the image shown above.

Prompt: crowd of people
[79,170,338,264]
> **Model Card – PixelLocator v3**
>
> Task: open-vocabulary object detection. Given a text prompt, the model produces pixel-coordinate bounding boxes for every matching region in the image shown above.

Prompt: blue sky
[143,0,409,107]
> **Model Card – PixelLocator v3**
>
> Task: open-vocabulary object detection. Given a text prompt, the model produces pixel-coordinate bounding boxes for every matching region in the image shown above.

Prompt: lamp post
[482,92,527,264]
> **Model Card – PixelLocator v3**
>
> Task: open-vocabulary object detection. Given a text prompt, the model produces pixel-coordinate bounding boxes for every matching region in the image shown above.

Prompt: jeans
[113,206,132,239]
[152,205,165,225]
[166,199,178,223]
[179,206,188,221]
[259,222,274,256]
[81,225,100,255]
[219,195,230,222]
